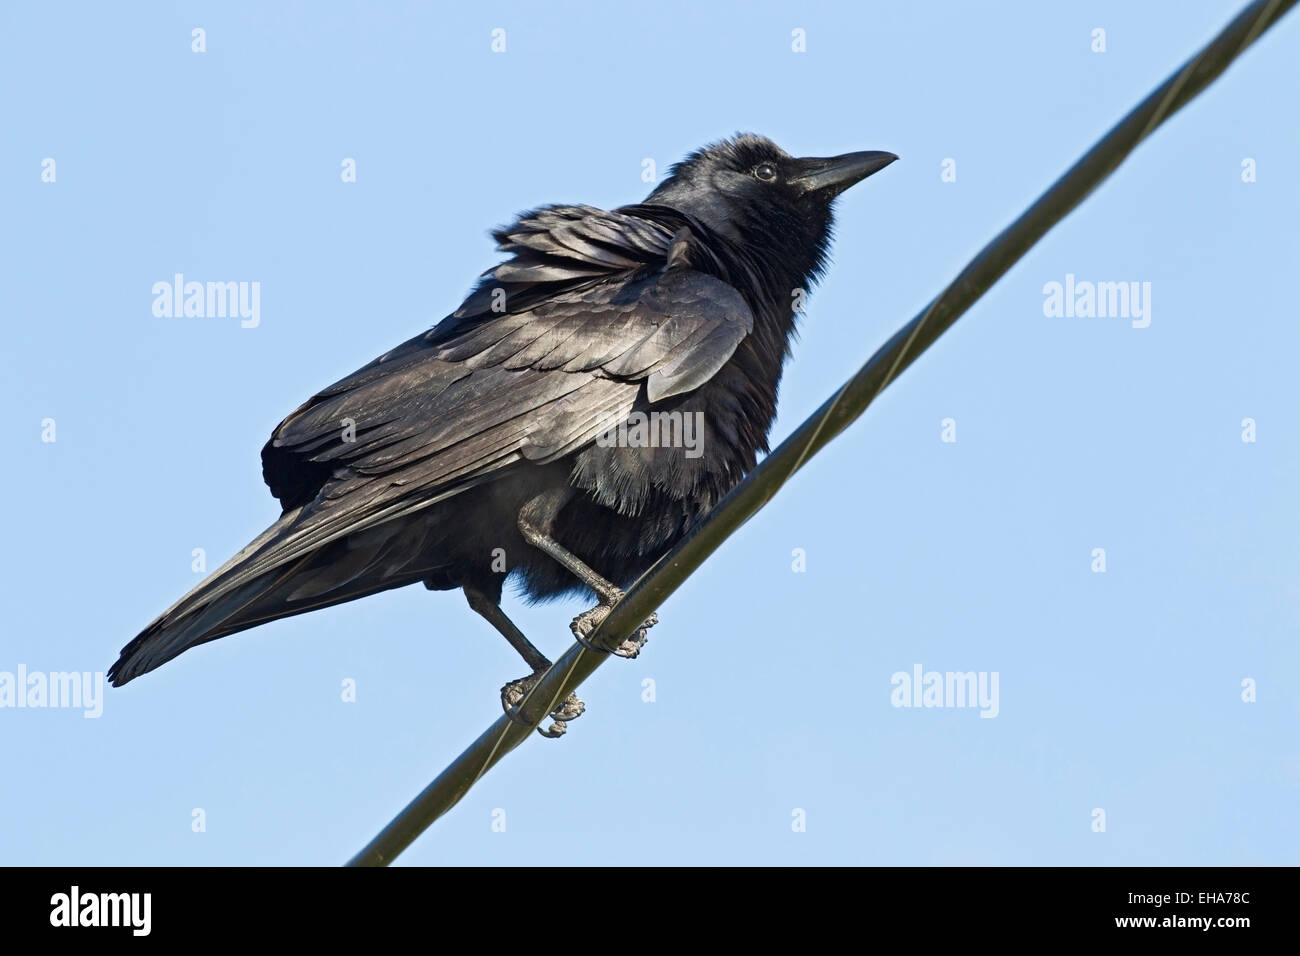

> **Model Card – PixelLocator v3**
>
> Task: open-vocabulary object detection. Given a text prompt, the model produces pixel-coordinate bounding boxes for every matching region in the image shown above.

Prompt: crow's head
[646,133,897,284]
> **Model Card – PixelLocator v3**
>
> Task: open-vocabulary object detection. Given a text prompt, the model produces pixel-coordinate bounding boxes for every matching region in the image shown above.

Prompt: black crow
[109,134,896,735]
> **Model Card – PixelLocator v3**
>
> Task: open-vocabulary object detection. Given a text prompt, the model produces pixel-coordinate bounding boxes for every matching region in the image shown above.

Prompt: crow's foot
[613,626,651,659]
[570,591,658,657]
[500,670,585,739]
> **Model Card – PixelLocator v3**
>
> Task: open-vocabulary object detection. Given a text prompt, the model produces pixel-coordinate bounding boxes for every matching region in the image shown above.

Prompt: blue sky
[2,0,1297,865]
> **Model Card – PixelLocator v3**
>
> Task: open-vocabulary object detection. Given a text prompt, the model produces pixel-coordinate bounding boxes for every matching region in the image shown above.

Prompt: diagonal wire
[346,0,1296,866]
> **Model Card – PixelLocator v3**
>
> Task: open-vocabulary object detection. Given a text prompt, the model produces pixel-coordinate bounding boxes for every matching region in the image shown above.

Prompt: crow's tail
[109,508,439,686]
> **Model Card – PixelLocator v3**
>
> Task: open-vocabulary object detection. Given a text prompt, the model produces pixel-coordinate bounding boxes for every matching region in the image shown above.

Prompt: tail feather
[109,508,440,685]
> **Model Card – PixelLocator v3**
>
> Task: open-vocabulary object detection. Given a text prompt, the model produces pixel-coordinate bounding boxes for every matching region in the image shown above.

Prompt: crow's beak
[792,150,899,198]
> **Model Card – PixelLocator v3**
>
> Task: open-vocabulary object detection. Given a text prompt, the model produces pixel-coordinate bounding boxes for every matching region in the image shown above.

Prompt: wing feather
[114,204,757,683]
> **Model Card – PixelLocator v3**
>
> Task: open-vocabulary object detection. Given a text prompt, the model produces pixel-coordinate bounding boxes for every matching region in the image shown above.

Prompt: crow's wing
[251,263,753,581]
[111,208,753,683]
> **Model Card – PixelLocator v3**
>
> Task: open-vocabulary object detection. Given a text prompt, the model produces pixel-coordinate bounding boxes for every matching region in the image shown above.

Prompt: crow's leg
[463,586,584,739]
[517,490,658,658]
[464,586,550,670]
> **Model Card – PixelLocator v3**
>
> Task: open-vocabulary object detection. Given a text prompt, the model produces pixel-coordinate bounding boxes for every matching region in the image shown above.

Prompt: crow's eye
[753,162,778,183]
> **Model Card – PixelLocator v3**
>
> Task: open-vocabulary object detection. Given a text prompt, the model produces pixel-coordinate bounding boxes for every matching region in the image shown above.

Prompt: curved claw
[571,603,660,656]
[500,672,585,739]
[550,694,586,722]
[537,720,567,738]
[614,630,650,659]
